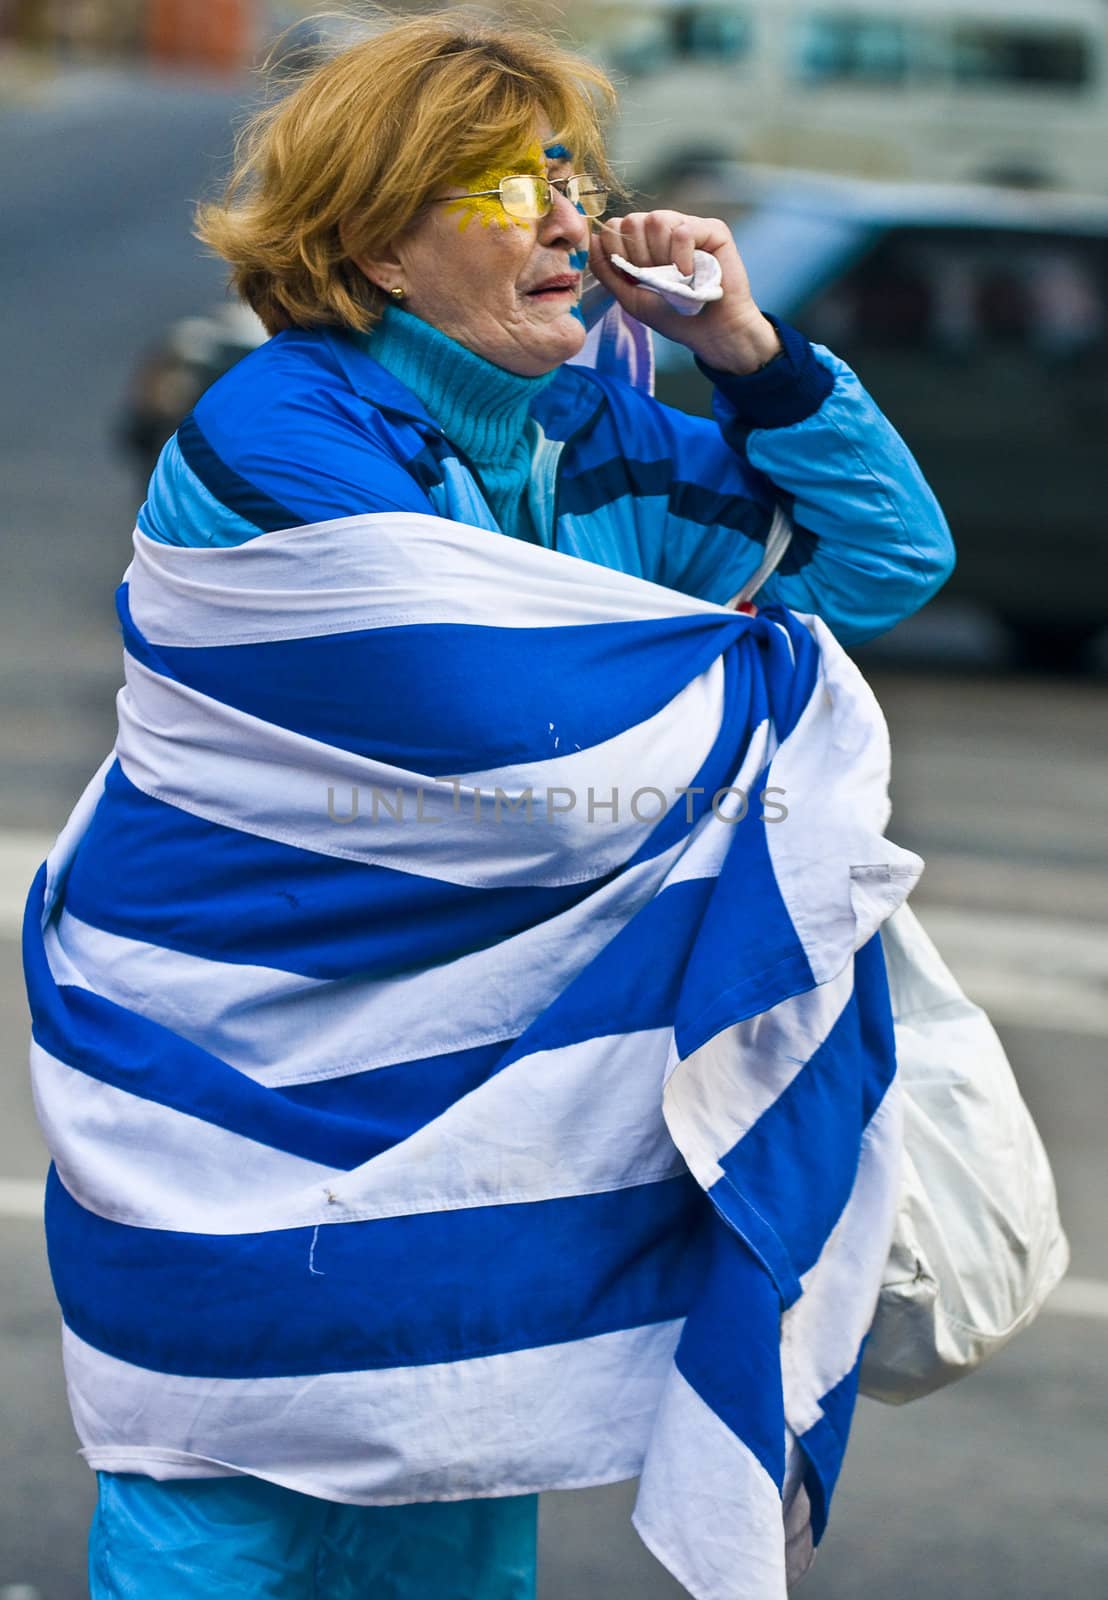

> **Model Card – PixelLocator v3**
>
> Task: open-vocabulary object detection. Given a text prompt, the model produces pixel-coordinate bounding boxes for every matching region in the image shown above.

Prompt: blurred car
[118,300,267,482]
[119,170,1108,665]
[652,167,1108,667]
[260,13,372,79]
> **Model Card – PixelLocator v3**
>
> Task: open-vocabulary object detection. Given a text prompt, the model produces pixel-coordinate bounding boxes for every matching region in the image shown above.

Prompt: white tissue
[608,248,724,317]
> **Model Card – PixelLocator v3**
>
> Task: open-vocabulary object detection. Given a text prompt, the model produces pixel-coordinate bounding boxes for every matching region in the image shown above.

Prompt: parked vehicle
[573,0,1108,196]
[260,12,370,78]
[651,169,1108,665]
[119,171,1108,666]
[118,300,266,481]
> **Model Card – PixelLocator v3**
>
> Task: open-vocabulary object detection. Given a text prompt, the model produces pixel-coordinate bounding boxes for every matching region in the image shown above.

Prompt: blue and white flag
[25,499,921,1598]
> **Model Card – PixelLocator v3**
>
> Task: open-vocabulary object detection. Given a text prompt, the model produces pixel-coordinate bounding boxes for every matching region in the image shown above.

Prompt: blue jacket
[140,314,954,646]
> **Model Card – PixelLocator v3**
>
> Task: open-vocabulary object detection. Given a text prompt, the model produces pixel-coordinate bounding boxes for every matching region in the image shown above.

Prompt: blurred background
[1,3,1105,1596]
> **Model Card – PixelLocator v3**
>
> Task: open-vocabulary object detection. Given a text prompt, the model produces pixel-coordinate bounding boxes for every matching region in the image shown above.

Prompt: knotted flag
[24,495,922,1598]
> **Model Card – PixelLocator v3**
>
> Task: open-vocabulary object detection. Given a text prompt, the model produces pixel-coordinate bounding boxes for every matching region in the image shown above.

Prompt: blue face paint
[544,142,590,221]
[569,244,589,324]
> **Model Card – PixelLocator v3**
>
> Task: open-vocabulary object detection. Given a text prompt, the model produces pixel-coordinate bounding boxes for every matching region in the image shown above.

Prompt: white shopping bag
[860,901,1071,1404]
[660,491,1069,1405]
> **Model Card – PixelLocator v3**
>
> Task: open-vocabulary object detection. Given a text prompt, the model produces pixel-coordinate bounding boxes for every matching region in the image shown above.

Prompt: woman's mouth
[525,274,580,300]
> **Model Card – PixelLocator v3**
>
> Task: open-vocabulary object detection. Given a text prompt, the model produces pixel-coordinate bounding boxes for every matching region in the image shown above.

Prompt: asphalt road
[1,64,1105,1600]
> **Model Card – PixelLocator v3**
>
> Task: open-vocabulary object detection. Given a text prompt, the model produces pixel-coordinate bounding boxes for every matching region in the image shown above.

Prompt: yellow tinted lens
[498,176,549,219]
[566,177,608,217]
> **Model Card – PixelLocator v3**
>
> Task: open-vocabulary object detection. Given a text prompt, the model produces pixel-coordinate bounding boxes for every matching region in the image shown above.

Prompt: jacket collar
[322,324,605,443]
[322,325,438,429]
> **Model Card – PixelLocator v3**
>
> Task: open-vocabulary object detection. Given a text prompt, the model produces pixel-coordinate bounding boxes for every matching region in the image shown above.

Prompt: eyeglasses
[434,173,609,221]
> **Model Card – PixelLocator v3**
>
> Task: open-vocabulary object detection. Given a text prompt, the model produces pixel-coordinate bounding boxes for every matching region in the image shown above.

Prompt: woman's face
[371,127,592,377]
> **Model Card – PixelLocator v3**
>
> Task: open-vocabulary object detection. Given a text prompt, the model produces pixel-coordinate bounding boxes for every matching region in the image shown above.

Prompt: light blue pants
[89,1471,539,1599]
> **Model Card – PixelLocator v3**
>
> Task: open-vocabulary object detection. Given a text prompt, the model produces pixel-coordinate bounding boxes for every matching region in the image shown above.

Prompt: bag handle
[726,502,794,610]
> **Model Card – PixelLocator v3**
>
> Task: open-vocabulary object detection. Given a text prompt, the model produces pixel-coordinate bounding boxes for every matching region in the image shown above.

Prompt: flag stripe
[32,1041,347,1225]
[27,901,390,1170]
[46,1166,710,1379]
[33,1009,687,1235]
[130,604,738,773]
[660,965,856,1192]
[63,1319,684,1502]
[113,650,726,889]
[674,1214,787,1487]
[717,933,896,1283]
[125,513,728,648]
[48,838,679,1083]
[64,764,611,980]
[632,1364,788,1600]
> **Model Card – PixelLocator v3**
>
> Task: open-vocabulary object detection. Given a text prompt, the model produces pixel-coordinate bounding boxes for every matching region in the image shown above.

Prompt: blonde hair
[195,7,618,335]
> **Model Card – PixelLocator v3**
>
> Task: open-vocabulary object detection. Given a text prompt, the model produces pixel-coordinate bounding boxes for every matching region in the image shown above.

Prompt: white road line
[0,832,52,936]
[1043,1275,1108,1322]
[0,1179,43,1219]
[913,905,1108,1039]
[2,829,1107,1035]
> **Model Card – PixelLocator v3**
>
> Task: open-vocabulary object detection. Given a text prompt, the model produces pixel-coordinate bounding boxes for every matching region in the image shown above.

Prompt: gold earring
[389,285,406,300]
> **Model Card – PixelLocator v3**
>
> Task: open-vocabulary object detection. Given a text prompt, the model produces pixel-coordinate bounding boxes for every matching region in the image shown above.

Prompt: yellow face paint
[443,138,546,232]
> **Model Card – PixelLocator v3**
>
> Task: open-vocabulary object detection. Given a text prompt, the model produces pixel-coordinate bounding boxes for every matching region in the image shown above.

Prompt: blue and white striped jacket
[139,313,954,643]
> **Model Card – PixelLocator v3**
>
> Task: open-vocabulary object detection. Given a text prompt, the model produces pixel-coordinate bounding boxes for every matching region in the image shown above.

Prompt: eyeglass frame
[429,173,609,221]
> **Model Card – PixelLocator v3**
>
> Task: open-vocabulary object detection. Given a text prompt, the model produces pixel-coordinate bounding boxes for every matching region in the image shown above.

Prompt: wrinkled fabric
[27,502,923,1598]
[89,1472,538,1600]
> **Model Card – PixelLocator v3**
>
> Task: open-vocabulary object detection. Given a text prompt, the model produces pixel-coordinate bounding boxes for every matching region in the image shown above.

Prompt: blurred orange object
[147,0,253,73]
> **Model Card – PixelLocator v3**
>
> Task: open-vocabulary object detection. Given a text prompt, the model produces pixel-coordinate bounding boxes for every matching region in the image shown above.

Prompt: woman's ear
[339,221,404,298]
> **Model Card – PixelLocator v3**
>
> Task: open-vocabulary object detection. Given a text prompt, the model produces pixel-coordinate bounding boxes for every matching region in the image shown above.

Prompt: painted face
[443,137,547,233]
[386,123,593,377]
[543,143,593,323]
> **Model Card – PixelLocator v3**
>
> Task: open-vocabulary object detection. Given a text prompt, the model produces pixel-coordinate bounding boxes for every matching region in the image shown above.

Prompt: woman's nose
[538,186,590,249]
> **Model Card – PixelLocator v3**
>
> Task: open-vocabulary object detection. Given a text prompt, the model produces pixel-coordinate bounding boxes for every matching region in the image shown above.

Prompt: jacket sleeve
[659,314,956,645]
[138,346,436,548]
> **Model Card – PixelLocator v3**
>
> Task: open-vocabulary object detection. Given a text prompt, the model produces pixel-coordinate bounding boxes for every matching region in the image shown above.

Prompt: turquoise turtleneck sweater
[360,304,558,544]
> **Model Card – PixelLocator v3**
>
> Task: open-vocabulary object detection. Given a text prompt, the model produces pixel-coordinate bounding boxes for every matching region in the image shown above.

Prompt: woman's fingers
[668,222,698,280]
[645,212,691,277]
[601,211,677,271]
[587,233,659,313]
[588,207,771,370]
[596,210,732,279]
[594,213,640,272]
[612,213,651,269]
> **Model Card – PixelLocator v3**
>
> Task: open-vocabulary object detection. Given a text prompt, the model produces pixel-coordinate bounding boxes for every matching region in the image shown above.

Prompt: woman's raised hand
[588,209,782,375]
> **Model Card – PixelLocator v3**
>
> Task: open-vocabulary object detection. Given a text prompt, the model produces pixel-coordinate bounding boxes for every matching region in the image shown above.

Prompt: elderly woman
[32,11,953,1600]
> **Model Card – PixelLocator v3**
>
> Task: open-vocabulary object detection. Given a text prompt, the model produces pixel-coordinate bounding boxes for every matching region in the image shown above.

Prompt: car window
[798,226,1107,358]
[794,224,1108,551]
[673,4,753,63]
[792,13,910,85]
[950,25,1094,89]
[606,15,673,77]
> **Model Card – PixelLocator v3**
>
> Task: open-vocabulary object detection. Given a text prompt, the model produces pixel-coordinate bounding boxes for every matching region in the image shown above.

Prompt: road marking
[0,1179,43,1219]
[1043,1275,1108,1321]
[2,830,1107,1035]
[913,905,1108,1039]
[0,831,51,936]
